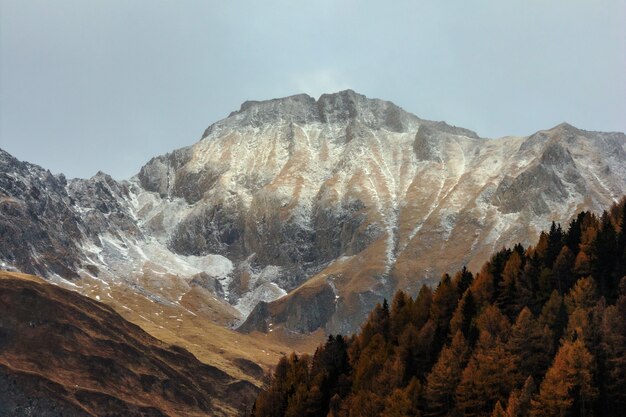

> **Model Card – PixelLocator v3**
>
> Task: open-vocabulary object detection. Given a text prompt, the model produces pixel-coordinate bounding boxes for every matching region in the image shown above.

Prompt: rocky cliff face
[0,149,83,278]
[1,90,625,335]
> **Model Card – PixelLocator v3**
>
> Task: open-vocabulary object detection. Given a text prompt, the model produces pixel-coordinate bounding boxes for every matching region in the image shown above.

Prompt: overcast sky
[1,0,624,179]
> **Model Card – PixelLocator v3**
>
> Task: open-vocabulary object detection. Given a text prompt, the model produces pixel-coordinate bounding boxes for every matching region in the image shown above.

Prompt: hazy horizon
[1,0,624,179]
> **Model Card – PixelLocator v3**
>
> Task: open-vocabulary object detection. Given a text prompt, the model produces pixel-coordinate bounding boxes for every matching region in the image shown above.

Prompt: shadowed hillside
[0,272,258,417]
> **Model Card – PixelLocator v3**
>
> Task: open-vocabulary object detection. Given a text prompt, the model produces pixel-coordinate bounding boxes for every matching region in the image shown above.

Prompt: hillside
[0,271,259,417]
[252,197,626,417]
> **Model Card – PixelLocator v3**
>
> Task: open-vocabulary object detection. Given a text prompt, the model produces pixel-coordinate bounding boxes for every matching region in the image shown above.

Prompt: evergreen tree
[450,289,478,345]
[390,290,412,342]
[396,320,435,382]
[430,273,459,351]
[497,250,524,319]
[353,334,390,392]
[456,331,519,417]
[475,305,511,342]
[592,212,618,300]
[564,212,585,254]
[545,222,564,268]
[614,200,626,280]
[412,285,434,331]
[600,278,626,415]
[454,266,474,297]
[491,401,507,417]
[531,339,597,417]
[505,376,535,417]
[565,277,598,315]
[538,290,567,348]
[507,307,552,383]
[424,331,469,417]
[360,300,391,348]
[552,246,575,294]
[381,378,421,417]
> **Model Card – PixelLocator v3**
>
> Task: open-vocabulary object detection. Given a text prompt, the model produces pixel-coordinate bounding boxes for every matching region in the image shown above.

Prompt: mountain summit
[1,91,625,336]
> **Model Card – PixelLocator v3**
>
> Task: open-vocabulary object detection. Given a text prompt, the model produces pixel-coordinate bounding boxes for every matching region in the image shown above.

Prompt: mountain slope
[0,271,258,417]
[1,90,625,336]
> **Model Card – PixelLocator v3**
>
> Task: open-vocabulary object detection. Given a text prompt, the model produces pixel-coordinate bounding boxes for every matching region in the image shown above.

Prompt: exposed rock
[240,282,336,334]
[413,124,441,161]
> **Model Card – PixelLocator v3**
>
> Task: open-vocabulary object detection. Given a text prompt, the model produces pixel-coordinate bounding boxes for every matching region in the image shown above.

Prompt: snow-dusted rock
[1,90,625,334]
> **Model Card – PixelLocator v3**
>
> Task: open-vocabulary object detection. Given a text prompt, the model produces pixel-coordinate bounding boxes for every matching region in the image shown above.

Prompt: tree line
[252,197,626,417]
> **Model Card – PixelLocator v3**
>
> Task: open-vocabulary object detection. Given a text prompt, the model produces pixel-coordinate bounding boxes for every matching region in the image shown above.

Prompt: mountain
[0,271,258,417]
[1,90,625,339]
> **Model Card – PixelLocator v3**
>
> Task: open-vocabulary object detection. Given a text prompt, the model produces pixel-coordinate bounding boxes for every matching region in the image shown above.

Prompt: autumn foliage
[252,198,626,417]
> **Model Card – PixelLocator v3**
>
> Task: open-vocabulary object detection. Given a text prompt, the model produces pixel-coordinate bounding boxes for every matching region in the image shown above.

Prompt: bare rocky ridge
[1,91,625,337]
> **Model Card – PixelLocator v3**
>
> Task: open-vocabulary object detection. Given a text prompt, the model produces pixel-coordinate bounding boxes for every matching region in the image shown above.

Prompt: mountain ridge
[1,90,625,338]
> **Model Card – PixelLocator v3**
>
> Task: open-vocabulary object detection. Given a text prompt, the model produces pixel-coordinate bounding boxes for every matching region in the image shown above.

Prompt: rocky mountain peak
[203,90,419,138]
[2,91,625,337]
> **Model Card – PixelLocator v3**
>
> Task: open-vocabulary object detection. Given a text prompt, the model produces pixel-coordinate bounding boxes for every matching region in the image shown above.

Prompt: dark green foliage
[252,198,626,417]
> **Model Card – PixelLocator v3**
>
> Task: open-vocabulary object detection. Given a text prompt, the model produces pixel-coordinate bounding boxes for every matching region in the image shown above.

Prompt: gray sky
[1,0,624,179]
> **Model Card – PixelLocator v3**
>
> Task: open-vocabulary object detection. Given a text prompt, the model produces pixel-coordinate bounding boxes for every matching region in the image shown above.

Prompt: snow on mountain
[1,90,625,334]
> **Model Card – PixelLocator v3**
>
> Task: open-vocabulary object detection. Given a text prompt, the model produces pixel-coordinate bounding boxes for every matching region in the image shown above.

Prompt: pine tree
[505,376,535,417]
[552,246,575,294]
[507,307,552,382]
[538,290,567,348]
[424,331,469,417]
[454,266,474,296]
[353,334,390,392]
[531,339,598,417]
[381,378,421,417]
[360,300,391,348]
[489,248,514,302]
[520,252,540,312]
[309,334,351,414]
[497,250,524,319]
[565,276,598,315]
[450,289,478,345]
[491,401,507,417]
[390,290,412,342]
[545,222,564,269]
[615,200,626,280]
[574,215,598,278]
[412,285,433,330]
[456,331,519,417]
[430,274,459,352]
[600,278,626,414]
[347,390,385,417]
[470,266,495,309]
[564,212,585,253]
[592,212,619,300]
[475,304,511,342]
[396,321,435,383]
